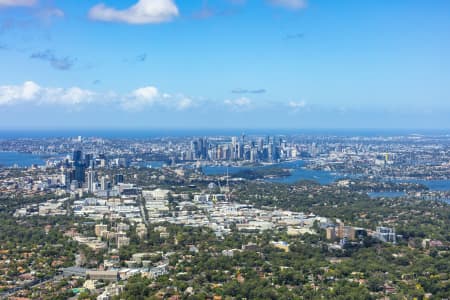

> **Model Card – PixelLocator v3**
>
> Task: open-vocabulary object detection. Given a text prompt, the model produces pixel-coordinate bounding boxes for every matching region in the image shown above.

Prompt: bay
[203,160,450,192]
[0,151,45,167]
[202,160,341,185]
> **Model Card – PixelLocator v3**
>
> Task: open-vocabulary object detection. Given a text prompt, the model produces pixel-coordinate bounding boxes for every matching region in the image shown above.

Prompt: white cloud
[268,0,307,10]
[45,87,96,105]
[89,0,179,24]
[0,81,269,113]
[0,0,36,7]
[132,86,159,100]
[177,97,193,110]
[122,86,161,110]
[0,81,95,106]
[0,81,40,105]
[226,97,251,106]
[0,82,311,115]
[122,87,195,111]
[224,97,252,111]
[288,100,306,109]
[0,81,196,111]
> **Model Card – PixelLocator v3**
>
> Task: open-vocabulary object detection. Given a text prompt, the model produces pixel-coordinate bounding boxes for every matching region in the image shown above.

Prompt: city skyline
[1,0,450,129]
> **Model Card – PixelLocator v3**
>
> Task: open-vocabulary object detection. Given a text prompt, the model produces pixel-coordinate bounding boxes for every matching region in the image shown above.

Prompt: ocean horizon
[0,128,449,139]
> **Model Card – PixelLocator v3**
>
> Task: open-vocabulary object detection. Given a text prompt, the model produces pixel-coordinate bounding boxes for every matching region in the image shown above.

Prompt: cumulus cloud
[0,0,36,7]
[0,81,41,105]
[0,81,273,113]
[268,0,307,10]
[133,86,159,100]
[0,81,197,112]
[0,81,95,106]
[45,87,96,105]
[176,97,193,110]
[224,97,252,111]
[30,50,76,70]
[288,100,306,108]
[121,87,195,111]
[89,0,179,24]
[122,86,161,110]
[288,100,307,112]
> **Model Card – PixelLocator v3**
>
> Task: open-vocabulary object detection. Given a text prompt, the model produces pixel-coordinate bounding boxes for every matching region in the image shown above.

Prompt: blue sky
[0,0,449,130]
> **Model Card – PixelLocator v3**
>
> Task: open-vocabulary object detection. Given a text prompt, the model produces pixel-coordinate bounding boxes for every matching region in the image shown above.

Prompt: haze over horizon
[1,0,449,130]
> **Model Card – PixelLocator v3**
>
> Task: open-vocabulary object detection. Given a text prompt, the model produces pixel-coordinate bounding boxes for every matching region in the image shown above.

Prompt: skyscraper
[114,174,124,185]
[87,170,96,193]
[101,176,110,191]
[73,149,86,186]
[73,150,82,164]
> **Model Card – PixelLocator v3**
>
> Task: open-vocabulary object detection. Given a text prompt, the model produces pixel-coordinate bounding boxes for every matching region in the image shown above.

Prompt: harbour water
[203,160,450,192]
[0,152,168,169]
[203,160,343,185]
[1,150,449,193]
[0,151,45,167]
